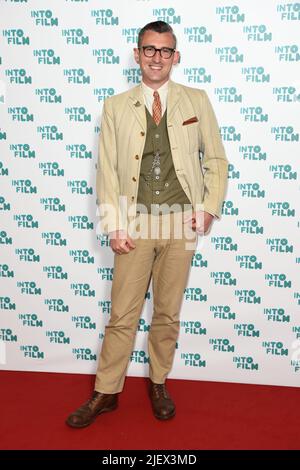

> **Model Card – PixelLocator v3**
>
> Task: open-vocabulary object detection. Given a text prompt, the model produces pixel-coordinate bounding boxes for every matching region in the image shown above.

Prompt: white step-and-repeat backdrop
[0,0,299,387]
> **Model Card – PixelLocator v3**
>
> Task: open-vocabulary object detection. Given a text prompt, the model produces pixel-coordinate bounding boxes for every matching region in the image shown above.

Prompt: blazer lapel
[167,80,181,122]
[128,80,181,128]
[128,84,146,131]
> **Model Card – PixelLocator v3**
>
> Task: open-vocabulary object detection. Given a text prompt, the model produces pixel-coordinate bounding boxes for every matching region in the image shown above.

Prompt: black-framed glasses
[139,46,175,59]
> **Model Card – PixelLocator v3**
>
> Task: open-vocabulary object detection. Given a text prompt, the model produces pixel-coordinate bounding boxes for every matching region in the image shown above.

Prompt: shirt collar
[141,80,169,98]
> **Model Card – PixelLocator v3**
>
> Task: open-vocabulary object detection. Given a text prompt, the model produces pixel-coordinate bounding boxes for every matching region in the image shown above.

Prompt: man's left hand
[184,210,214,235]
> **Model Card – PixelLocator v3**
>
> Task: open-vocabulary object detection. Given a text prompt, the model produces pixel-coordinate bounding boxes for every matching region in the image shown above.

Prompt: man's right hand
[109,230,136,255]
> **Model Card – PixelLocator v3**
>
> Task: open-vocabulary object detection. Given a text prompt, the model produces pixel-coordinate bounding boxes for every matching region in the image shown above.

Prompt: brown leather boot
[149,380,176,420]
[66,391,118,428]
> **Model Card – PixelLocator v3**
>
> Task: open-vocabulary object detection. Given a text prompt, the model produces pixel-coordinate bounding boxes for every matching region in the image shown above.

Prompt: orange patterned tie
[152,90,162,125]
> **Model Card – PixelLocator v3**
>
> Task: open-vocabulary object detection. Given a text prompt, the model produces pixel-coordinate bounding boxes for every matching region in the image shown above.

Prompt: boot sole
[66,403,118,429]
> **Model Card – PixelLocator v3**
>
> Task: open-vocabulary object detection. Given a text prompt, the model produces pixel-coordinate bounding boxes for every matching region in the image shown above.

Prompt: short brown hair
[137,21,177,49]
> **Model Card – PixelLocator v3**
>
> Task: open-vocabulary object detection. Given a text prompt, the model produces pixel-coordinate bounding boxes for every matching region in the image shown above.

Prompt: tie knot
[153,90,159,98]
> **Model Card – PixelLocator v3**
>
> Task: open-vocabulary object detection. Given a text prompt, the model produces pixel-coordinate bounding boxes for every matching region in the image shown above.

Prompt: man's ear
[133,48,140,64]
[173,50,180,65]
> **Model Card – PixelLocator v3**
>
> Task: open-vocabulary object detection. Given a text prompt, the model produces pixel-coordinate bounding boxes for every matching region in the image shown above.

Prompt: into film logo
[0,340,6,365]
[291,339,300,372]
[0,80,6,104]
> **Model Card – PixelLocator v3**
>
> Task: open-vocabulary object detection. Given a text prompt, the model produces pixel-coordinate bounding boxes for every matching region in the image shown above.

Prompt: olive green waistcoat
[137,107,191,213]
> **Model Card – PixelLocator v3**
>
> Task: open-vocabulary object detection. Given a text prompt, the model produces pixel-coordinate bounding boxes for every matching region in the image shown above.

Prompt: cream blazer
[96,80,228,234]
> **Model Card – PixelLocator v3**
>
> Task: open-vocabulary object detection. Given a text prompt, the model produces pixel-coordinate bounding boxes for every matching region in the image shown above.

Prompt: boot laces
[153,383,168,398]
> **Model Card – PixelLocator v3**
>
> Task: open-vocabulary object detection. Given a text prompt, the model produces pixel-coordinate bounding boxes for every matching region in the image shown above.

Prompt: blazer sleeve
[199,90,228,219]
[96,98,127,235]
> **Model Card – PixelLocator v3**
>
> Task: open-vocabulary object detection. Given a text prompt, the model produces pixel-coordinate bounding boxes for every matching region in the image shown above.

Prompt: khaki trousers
[94,212,197,393]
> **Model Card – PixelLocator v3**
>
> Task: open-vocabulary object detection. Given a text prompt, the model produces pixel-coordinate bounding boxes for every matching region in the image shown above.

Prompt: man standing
[66,21,228,428]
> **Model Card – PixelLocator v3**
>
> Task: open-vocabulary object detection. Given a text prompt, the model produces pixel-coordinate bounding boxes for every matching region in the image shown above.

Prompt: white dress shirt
[141,80,169,117]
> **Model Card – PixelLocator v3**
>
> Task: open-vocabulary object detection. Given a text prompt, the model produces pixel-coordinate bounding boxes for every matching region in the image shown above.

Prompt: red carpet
[0,371,299,450]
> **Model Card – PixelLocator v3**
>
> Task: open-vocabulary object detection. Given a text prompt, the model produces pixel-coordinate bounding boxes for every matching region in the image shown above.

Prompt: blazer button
[140,131,145,136]
[132,177,136,182]
[135,155,139,160]
[131,196,135,201]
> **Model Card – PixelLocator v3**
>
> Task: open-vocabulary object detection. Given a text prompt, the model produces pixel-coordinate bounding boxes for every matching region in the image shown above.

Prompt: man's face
[134,30,179,89]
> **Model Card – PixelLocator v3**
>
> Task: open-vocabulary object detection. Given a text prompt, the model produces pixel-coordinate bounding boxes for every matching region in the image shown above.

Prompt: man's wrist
[108,229,127,240]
